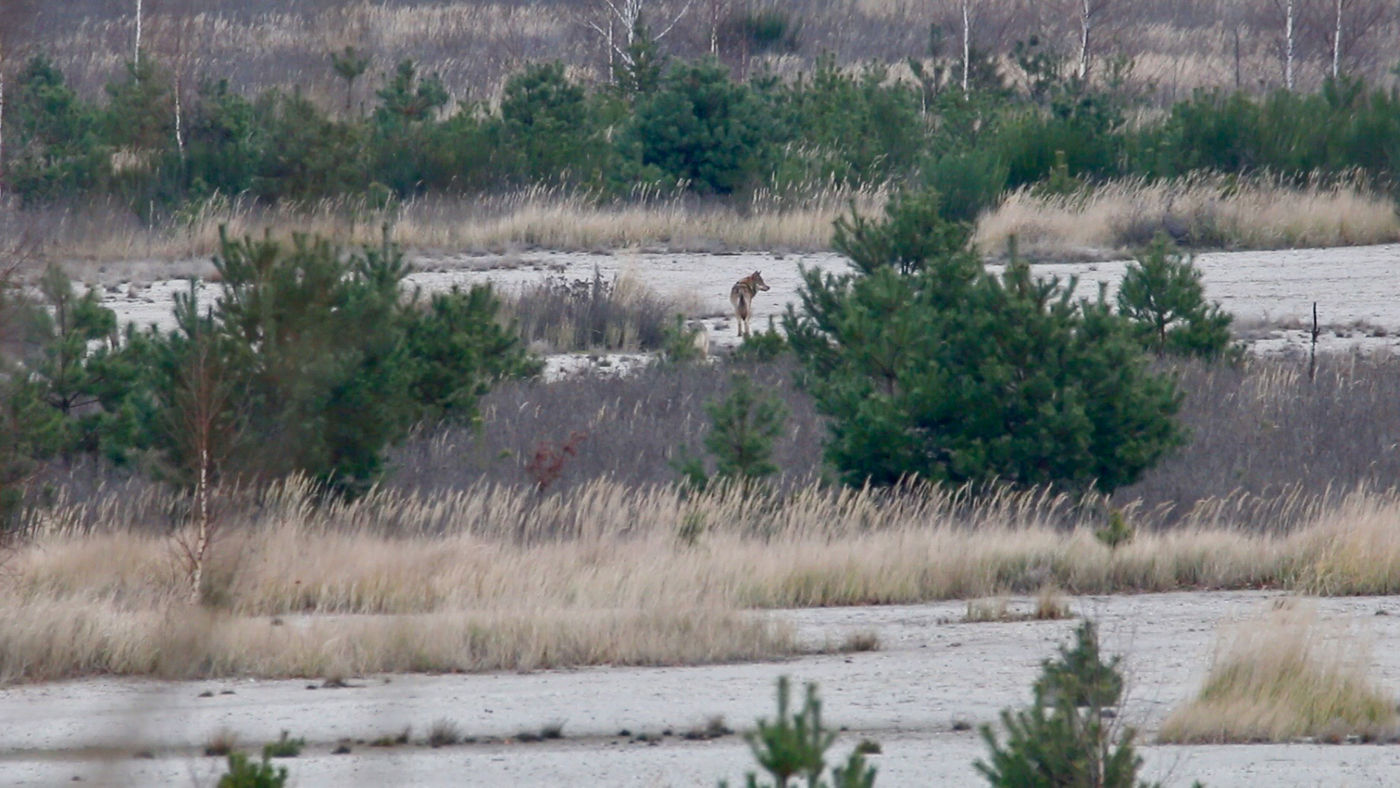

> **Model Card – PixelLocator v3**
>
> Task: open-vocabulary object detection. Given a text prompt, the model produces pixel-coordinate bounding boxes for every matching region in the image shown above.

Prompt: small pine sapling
[722,676,879,788]
[1095,509,1134,551]
[976,620,1157,788]
[703,373,788,494]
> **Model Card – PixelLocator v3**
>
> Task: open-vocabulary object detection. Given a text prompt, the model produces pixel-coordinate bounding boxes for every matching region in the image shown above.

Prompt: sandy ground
[5,591,1400,787]
[87,243,1400,373]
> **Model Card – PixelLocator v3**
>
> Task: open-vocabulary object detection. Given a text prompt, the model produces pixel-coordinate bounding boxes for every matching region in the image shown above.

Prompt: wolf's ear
[753,270,761,276]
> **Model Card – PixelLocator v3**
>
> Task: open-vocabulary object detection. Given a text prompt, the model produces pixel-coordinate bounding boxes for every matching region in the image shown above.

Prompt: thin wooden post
[1309,301,1318,382]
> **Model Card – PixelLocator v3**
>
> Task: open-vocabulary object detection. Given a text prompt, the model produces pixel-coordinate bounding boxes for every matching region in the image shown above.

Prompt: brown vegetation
[1159,600,1397,743]
[976,175,1400,259]
[13,1,1398,108]
[11,476,1400,681]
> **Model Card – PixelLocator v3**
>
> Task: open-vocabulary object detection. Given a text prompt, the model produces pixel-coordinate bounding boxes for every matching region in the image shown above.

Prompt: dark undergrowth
[28,353,1400,534]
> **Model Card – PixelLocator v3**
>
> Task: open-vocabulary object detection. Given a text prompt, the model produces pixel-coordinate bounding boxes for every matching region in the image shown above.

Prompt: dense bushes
[7,47,1399,223]
[786,194,1182,492]
[0,230,537,499]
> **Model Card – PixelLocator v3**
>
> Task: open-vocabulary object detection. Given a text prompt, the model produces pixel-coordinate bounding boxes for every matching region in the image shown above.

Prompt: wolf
[729,271,770,338]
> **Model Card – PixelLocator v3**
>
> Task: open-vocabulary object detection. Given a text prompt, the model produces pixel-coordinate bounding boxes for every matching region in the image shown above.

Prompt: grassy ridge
[9,478,1400,681]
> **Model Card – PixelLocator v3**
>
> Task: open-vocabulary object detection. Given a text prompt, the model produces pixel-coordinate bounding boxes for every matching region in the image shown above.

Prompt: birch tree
[577,0,693,81]
[1073,0,1124,82]
[1272,0,1297,89]
[161,284,239,605]
[135,0,143,66]
[960,0,975,93]
[1306,0,1390,79]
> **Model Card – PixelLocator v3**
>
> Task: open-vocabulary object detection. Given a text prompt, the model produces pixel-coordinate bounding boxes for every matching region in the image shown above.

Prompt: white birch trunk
[174,73,185,160]
[961,0,970,94]
[1332,0,1342,78]
[135,0,143,65]
[1078,0,1092,81]
[190,445,208,604]
[1285,0,1295,89]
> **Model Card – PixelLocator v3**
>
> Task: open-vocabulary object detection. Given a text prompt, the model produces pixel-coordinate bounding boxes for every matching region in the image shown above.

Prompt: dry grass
[960,586,1072,623]
[24,173,1387,266]
[977,175,1400,259]
[1159,600,1398,743]
[11,478,1400,681]
[19,186,882,264]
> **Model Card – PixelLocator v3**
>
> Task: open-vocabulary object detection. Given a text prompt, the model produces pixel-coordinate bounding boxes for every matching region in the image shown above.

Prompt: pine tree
[976,621,1158,788]
[1117,234,1236,361]
[329,46,370,116]
[703,373,788,489]
[724,676,879,788]
[786,191,1181,492]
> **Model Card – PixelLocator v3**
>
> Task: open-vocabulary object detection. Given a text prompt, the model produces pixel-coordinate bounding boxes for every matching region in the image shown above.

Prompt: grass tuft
[427,718,462,748]
[203,727,239,757]
[1159,600,1398,743]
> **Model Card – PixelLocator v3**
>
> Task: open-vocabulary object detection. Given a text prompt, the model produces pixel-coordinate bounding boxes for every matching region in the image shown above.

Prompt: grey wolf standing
[729,271,770,337]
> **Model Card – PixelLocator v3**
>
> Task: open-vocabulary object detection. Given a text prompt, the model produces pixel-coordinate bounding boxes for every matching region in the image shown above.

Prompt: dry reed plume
[10,478,1400,682]
[1158,600,1397,743]
[977,175,1400,259]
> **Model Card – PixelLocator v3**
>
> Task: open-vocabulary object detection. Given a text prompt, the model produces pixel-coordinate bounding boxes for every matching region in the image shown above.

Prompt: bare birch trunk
[1285,0,1295,89]
[135,0,143,65]
[961,0,971,94]
[174,73,185,160]
[1332,0,1342,78]
[189,444,208,604]
[1078,0,1091,80]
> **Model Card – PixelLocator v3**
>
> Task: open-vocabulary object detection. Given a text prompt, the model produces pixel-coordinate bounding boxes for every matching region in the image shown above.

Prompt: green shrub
[184,79,266,199]
[500,62,606,186]
[1095,510,1134,551]
[403,284,542,424]
[370,59,450,195]
[659,314,707,365]
[772,56,923,188]
[261,730,304,758]
[134,229,533,492]
[217,751,288,788]
[732,317,788,363]
[919,148,1009,223]
[252,88,363,201]
[624,60,775,195]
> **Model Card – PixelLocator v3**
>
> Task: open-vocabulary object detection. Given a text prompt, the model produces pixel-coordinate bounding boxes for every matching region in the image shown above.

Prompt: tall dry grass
[24,173,1391,266]
[21,186,881,264]
[976,174,1400,259]
[11,477,1400,682]
[1158,600,1397,743]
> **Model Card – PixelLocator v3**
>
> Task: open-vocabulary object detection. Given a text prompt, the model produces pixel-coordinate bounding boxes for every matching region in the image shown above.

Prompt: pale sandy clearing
[4,591,1400,787]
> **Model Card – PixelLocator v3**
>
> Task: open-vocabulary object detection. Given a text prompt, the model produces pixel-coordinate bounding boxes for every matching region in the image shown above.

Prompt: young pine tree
[786,191,1181,493]
[723,676,878,788]
[1117,234,1236,361]
[703,372,788,490]
[976,621,1157,788]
